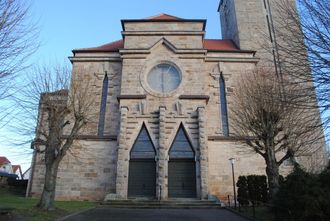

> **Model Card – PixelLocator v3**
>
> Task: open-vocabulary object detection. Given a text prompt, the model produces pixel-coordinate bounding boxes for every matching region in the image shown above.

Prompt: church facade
[28,0,328,201]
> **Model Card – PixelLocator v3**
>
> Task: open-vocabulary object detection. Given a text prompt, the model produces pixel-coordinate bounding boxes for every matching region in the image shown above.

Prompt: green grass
[0,186,96,221]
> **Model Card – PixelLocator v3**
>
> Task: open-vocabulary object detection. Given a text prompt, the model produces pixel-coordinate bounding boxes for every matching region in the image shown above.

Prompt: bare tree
[17,65,95,210]
[0,0,38,100]
[231,68,323,199]
[270,0,330,135]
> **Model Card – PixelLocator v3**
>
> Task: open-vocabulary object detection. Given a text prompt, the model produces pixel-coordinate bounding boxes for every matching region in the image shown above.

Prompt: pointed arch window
[220,74,229,136]
[169,125,195,159]
[98,73,109,136]
[130,124,156,159]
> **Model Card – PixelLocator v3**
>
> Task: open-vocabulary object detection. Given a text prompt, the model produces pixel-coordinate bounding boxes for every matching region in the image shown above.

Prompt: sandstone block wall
[30,140,117,201]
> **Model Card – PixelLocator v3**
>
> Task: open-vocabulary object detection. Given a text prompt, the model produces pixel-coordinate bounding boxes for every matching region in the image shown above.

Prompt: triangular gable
[130,124,156,159]
[149,38,177,53]
[169,125,195,159]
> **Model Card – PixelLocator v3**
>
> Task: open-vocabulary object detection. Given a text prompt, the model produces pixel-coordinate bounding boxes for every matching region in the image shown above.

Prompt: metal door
[168,160,196,198]
[128,160,156,197]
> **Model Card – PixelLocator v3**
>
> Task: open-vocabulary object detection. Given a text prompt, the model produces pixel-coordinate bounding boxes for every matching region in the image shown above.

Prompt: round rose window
[147,63,181,93]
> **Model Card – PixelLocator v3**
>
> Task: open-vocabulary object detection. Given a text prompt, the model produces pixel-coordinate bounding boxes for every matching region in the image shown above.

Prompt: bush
[272,164,330,221]
[237,176,249,206]
[237,175,269,205]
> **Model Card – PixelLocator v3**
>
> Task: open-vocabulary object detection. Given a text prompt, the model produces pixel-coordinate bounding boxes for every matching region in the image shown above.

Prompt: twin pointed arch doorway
[127,123,197,199]
[168,124,197,198]
[128,124,156,198]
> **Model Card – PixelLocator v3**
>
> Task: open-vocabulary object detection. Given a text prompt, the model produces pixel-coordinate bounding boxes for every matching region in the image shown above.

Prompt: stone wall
[30,140,117,201]
[207,140,294,201]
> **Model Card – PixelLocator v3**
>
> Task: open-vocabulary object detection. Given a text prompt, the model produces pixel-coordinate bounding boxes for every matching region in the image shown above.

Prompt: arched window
[169,124,195,159]
[98,73,108,136]
[130,124,156,159]
[220,74,229,136]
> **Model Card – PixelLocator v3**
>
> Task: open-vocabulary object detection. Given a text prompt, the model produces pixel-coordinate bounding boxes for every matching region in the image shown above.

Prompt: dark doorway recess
[128,160,156,197]
[168,125,197,198]
[128,124,156,198]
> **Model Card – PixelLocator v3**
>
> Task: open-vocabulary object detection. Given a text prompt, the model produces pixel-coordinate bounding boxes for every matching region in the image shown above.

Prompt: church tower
[219,0,270,51]
[218,0,295,69]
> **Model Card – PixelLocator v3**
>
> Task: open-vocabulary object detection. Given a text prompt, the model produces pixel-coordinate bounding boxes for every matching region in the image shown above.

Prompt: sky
[0,0,222,172]
[30,0,222,64]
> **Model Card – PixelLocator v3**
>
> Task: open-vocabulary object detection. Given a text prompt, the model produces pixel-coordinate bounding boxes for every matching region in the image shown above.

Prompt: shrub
[272,164,330,221]
[237,176,249,206]
[237,175,269,205]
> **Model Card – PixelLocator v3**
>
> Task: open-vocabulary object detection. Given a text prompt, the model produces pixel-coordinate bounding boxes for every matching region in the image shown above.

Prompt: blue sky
[30,0,222,64]
[0,0,222,171]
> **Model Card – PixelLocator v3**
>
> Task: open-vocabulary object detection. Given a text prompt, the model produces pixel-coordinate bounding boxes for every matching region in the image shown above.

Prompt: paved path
[60,207,250,221]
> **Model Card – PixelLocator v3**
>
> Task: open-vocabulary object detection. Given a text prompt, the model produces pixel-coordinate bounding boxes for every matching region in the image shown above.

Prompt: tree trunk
[37,161,60,210]
[265,149,280,200]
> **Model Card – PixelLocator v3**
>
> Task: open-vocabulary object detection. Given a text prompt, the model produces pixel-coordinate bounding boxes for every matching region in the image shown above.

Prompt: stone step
[101,199,222,209]
[100,204,221,209]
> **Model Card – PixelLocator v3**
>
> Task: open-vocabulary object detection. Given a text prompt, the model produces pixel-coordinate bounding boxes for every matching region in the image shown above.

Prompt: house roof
[73,39,124,53]
[12,165,22,174]
[0,156,10,165]
[203,39,239,51]
[73,39,240,53]
[145,13,183,21]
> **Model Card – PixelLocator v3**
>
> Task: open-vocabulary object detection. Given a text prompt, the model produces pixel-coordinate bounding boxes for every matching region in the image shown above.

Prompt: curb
[55,207,96,221]
[225,207,259,221]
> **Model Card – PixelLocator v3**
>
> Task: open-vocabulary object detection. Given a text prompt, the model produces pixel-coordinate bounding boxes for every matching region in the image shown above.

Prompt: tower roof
[145,13,183,21]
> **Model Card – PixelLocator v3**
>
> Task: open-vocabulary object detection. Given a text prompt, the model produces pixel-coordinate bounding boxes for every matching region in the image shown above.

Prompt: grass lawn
[0,186,96,221]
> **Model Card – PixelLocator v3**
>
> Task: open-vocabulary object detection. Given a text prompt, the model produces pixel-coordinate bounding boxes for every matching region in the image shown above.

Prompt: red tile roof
[145,13,183,21]
[0,156,10,165]
[74,39,240,53]
[73,39,124,53]
[203,39,239,51]
[12,165,22,174]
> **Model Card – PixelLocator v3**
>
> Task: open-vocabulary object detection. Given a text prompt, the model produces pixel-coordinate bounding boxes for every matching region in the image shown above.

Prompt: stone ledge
[61,135,117,141]
[117,95,147,102]
[179,95,210,103]
[207,136,251,141]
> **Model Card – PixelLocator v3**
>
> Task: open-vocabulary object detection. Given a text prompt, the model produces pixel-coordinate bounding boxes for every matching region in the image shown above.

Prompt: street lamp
[229,157,237,208]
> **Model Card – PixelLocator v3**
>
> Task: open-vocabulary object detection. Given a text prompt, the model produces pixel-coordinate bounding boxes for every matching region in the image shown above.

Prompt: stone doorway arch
[128,124,156,198]
[168,124,196,198]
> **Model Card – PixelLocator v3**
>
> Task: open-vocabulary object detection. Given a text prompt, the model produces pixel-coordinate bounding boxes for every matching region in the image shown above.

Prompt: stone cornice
[179,95,210,103]
[205,57,259,63]
[122,31,205,36]
[69,56,121,62]
[61,135,117,141]
[117,95,147,102]
[208,136,253,141]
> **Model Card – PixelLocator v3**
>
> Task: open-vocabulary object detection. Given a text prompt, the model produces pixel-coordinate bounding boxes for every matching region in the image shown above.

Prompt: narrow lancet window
[98,73,109,136]
[220,74,229,136]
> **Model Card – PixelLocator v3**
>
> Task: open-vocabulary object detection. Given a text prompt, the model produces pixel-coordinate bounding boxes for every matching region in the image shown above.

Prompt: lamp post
[229,158,237,208]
